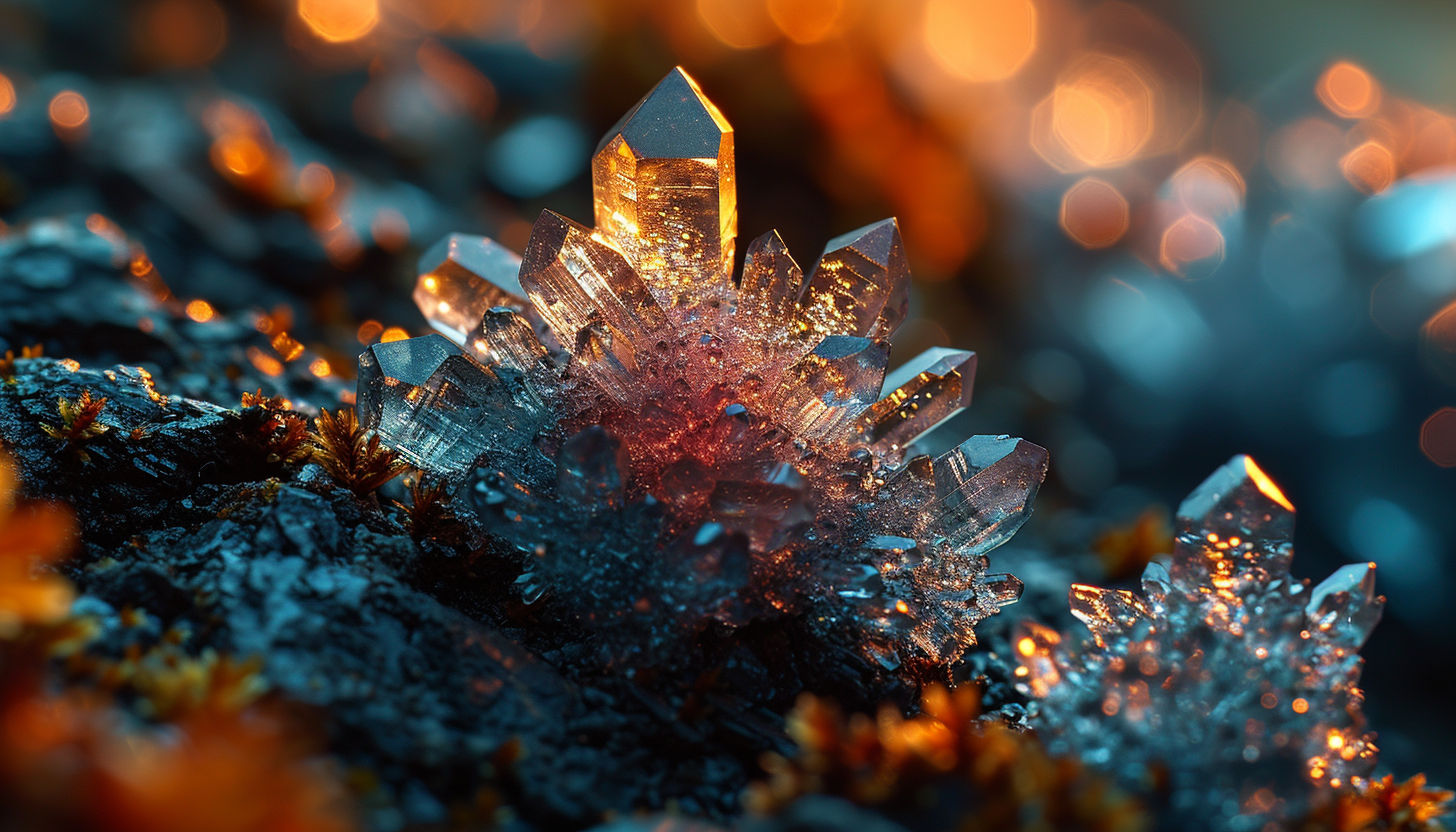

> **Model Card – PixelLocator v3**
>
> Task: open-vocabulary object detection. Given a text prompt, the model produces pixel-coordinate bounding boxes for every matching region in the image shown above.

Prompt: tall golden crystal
[591,68,736,323]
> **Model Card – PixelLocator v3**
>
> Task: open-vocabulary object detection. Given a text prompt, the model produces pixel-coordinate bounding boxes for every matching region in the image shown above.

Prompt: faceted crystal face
[364,67,1046,665]
[592,67,736,323]
[358,334,544,476]
[1016,456,1386,829]
[855,347,976,459]
[798,219,911,341]
[415,234,529,343]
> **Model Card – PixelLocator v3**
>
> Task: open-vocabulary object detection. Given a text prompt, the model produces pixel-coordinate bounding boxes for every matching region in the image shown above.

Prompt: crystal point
[926,435,1048,553]
[856,348,977,458]
[798,218,910,340]
[592,67,735,319]
[1307,562,1384,649]
[1171,454,1295,593]
[519,209,668,350]
[358,334,544,476]
[414,234,528,342]
[468,308,551,374]
[772,335,889,442]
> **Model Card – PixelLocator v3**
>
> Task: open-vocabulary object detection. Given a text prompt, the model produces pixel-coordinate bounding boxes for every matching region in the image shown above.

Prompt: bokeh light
[1421,408,1456,468]
[1159,213,1224,278]
[1341,141,1397,194]
[696,0,779,49]
[297,0,380,44]
[1317,60,1381,119]
[923,0,1037,83]
[134,0,228,68]
[0,73,14,118]
[1043,53,1155,169]
[766,0,847,44]
[1059,177,1128,249]
[48,90,89,139]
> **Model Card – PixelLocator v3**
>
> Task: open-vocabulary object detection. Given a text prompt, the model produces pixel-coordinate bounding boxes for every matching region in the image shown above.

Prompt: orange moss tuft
[40,389,110,463]
[308,408,409,497]
[0,452,78,636]
[748,685,1146,831]
[1297,774,1454,832]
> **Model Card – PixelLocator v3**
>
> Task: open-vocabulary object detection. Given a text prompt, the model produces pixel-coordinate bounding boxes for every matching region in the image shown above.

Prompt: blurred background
[0,0,1450,783]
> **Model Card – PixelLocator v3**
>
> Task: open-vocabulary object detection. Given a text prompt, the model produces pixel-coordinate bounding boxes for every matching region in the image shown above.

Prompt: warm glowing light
[1171,156,1245,219]
[1292,698,1309,714]
[1159,213,1224,277]
[1243,456,1294,511]
[1327,730,1345,750]
[271,332,305,362]
[49,90,90,134]
[923,0,1037,83]
[0,73,15,118]
[135,0,228,68]
[1267,118,1344,190]
[297,162,335,201]
[1059,177,1128,249]
[1317,61,1381,119]
[696,0,778,49]
[214,135,267,177]
[767,0,845,44]
[1049,54,1155,168]
[1420,407,1456,468]
[371,207,410,252]
[1340,141,1396,194]
[356,320,384,344]
[184,300,215,322]
[297,0,379,43]
[247,346,284,377]
[309,358,332,378]
[1017,637,1036,657]
[380,327,410,343]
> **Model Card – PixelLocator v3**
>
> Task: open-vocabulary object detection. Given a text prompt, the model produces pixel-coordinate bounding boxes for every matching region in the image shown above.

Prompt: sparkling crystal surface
[1016,455,1385,830]
[855,347,976,460]
[591,67,735,323]
[798,219,911,341]
[361,68,1046,663]
[414,234,529,342]
[358,334,546,476]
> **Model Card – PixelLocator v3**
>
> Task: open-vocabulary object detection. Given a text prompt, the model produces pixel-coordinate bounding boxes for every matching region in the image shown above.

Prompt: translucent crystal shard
[1068,584,1153,648]
[736,230,804,326]
[797,219,911,340]
[519,209,669,348]
[1306,562,1384,649]
[573,321,643,404]
[771,335,889,442]
[414,234,528,342]
[466,308,550,374]
[357,334,544,476]
[855,348,976,458]
[591,67,736,321]
[925,435,1048,553]
[1170,454,1295,595]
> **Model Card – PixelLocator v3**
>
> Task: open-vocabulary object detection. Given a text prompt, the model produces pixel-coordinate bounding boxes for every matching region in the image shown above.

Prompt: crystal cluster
[358,68,1047,664]
[1015,455,1383,829]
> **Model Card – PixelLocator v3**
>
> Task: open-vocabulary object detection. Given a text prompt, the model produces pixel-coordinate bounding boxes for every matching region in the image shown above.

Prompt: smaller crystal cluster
[1015,455,1383,829]
[357,69,1047,666]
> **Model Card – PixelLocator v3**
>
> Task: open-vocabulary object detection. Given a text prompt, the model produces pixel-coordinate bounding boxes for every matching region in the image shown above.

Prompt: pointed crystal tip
[594,67,731,159]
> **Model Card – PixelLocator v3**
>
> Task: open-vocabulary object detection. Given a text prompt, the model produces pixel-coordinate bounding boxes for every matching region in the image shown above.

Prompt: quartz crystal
[1015,455,1383,830]
[359,68,1046,663]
